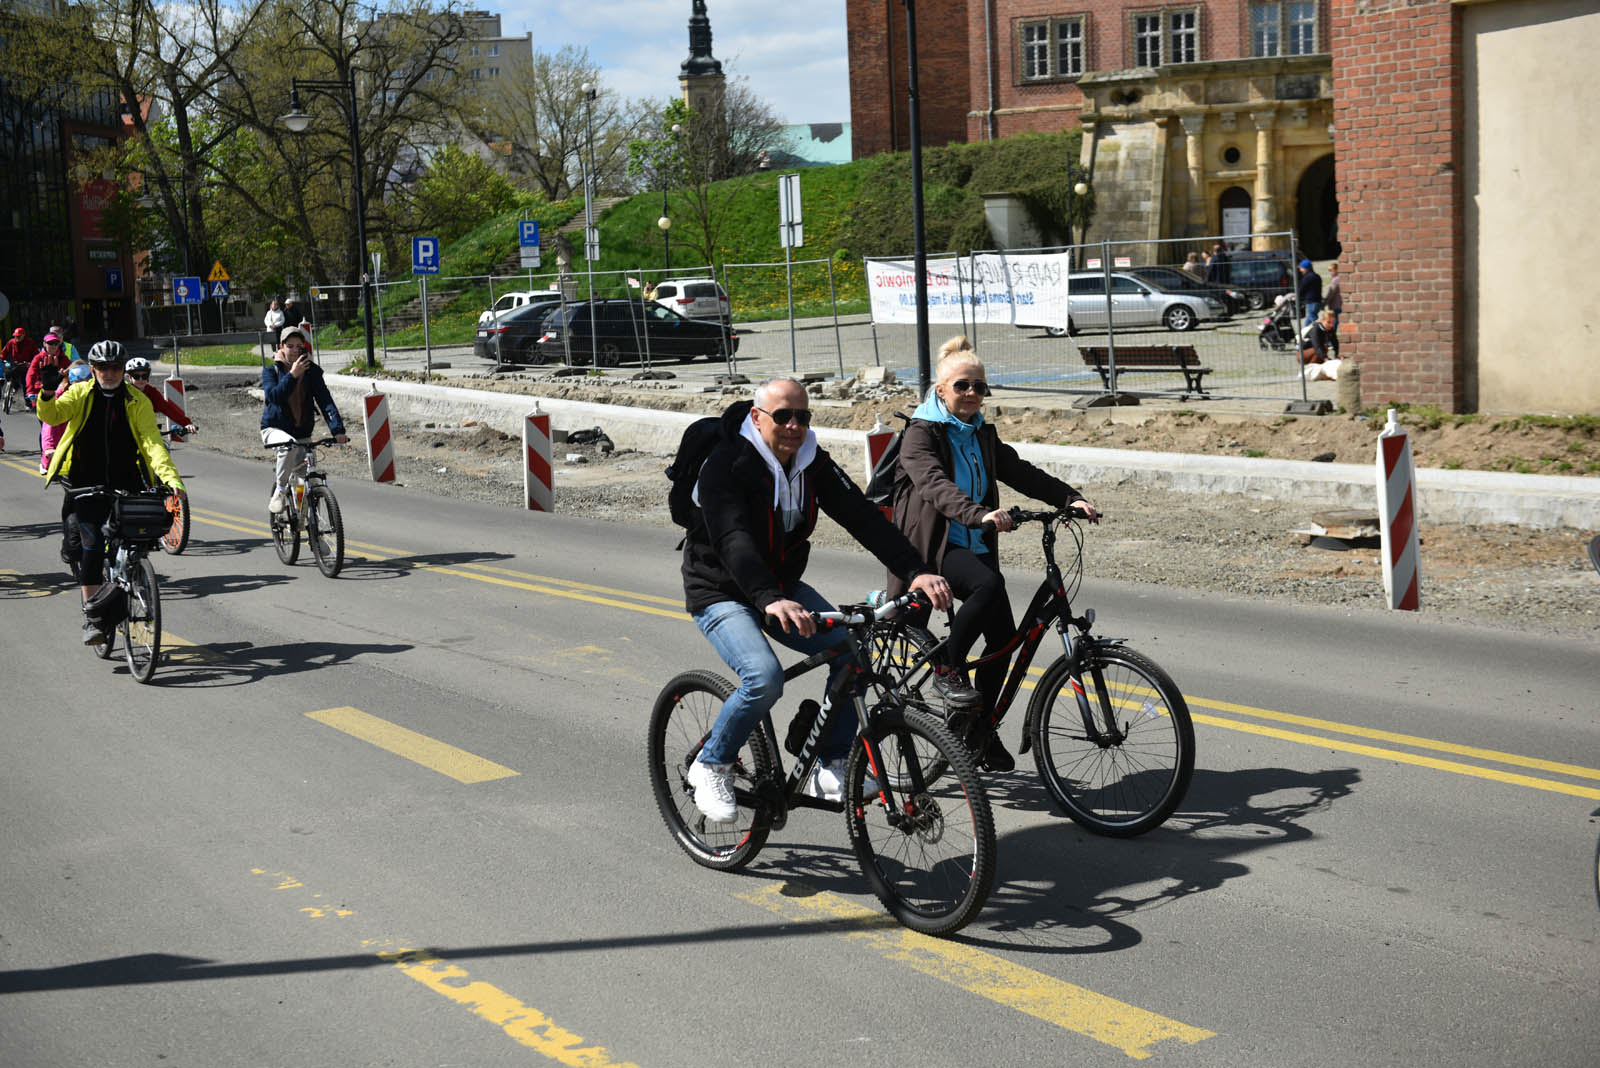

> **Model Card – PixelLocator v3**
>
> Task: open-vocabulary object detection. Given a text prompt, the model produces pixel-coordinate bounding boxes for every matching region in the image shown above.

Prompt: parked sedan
[1128,266,1247,315]
[476,289,562,329]
[537,299,739,365]
[473,298,566,364]
[1017,272,1226,336]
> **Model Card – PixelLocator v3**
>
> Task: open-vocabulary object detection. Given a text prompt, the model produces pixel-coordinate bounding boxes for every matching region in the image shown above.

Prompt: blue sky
[493,1,851,124]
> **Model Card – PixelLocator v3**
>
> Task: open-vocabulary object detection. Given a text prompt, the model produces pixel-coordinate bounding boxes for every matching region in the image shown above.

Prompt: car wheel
[521,339,549,365]
[1044,325,1069,338]
[595,342,623,367]
[1247,291,1269,311]
[1163,305,1197,332]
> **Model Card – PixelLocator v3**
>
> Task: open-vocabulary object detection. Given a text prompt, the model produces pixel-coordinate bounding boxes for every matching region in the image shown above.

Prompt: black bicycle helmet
[87,340,128,365]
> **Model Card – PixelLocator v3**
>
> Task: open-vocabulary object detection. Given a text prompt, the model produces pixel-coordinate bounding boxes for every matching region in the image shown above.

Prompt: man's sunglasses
[755,406,813,427]
[950,378,990,396]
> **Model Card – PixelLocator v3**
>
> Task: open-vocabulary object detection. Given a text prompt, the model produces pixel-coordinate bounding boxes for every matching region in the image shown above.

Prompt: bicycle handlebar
[810,589,929,630]
[64,484,174,502]
[263,436,343,450]
[978,505,1103,534]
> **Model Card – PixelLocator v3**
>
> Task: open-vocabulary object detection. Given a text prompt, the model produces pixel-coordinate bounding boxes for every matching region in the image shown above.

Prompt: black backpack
[666,415,722,530]
[862,411,911,508]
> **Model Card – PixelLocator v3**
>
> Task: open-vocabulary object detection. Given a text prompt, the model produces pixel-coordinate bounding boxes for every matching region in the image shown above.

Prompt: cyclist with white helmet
[123,357,197,435]
[36,340,185,644]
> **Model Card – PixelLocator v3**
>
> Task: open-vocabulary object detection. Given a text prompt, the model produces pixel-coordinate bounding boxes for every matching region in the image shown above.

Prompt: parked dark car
[1217,251,1295,310]
[473,298,565,364]
[537,299,739,366]
[1128,266,1247,316]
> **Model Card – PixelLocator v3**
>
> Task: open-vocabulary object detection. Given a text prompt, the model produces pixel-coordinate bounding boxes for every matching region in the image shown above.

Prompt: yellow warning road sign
[207,260,230,282]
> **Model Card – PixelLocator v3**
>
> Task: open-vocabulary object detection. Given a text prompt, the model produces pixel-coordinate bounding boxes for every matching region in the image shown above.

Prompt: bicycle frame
[885,512,1129,750]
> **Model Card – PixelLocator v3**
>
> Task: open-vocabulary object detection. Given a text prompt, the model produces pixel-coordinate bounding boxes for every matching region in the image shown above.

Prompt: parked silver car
[1019,272,1226,336]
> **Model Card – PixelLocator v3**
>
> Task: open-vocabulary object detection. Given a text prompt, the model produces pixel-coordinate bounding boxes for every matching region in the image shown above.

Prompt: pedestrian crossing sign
[208,260,230,282]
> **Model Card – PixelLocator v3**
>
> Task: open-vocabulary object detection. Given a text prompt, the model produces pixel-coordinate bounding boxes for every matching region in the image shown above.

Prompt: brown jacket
[886,417,1082,596]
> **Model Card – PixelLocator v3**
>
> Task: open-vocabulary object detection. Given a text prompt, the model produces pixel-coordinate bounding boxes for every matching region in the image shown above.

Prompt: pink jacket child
[39,360,91,473]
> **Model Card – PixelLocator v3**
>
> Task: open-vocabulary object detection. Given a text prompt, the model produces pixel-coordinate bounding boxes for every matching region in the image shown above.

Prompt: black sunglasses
[755,406,812,427]
[950,378,990,396]
[128,372,150,380]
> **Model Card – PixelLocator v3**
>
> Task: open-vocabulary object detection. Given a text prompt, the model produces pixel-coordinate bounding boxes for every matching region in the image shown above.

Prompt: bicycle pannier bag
[115,494,175,544]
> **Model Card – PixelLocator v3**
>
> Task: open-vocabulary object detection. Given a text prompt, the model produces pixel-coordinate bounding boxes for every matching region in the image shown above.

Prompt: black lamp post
[280,72,377,370]
[658,122,681,274]
[901,0,930,394]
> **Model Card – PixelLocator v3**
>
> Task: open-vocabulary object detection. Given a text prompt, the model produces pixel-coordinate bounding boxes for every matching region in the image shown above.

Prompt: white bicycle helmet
[124,357,152,374]
[87,339,128,365]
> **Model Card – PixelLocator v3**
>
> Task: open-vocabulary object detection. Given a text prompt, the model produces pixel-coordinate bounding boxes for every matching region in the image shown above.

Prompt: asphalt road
[2,443,1596,1067]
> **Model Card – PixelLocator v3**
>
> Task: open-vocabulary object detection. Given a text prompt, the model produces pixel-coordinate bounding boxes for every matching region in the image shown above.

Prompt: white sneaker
[686,758,738,822]
[268,489,286,514]
[807,758,878,802]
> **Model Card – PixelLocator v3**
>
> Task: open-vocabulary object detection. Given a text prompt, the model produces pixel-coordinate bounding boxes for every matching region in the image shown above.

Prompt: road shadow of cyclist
[161,572,296,600]
[0,570,76,601]
[147,638,415,688]
[318,550,516,582]
[171,535,270,559]
[962,764,1361,953]
[0,520,59,544]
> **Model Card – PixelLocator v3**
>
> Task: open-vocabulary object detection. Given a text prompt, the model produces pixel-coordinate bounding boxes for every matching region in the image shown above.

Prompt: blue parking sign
[518,220,540,247]
[104,267,124,292]
[412,236,440,275]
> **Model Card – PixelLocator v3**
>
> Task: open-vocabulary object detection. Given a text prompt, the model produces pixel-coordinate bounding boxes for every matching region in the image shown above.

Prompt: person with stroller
[885,335,1099,772]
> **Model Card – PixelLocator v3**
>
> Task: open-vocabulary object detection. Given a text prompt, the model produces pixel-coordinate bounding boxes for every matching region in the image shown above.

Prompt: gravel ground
[184,378,1600,639]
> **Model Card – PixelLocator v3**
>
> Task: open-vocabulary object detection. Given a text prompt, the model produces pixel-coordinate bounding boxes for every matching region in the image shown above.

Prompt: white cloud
[493,1,849,123]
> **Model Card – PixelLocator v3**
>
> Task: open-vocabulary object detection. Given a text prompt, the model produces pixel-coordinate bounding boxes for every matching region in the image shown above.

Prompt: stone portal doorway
[1296,154,1341,259]
[1219,186,1252,250]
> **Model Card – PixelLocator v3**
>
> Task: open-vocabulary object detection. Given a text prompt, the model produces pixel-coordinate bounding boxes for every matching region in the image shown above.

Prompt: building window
[1169,10,1198,64]
[1134,14,1162,67]
[1018,16,1086,82]
[488,67,500,78]
[489,44,499,57]
[1252,2,1319,57]
[470,44,480,56]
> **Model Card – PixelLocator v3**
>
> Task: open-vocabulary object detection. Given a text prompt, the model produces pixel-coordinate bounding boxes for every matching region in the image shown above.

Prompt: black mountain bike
[648,591,996,936]
[868,509,1194,837]
[265,436,345,577]
[66,486,170,684]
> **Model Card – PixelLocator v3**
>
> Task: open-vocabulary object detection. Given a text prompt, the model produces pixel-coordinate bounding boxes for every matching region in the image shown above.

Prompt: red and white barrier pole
[1377,408,1420,611]
[524,403,553,512]
[161,376,187,430]
[363,383,396,484]
[865,414,896,520]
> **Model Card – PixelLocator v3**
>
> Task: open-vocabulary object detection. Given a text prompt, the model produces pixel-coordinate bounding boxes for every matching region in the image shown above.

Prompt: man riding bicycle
[681,376,954,822]
[260,324,347,513]
[36,340,185,645]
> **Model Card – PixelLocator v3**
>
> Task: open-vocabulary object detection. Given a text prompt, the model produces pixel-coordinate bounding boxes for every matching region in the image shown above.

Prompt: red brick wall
[1331,0,1464,409]
[848,0,971,158]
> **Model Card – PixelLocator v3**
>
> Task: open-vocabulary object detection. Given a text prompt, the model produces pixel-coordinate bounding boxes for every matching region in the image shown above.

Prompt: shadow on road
[149,637,414,688]
[317,549,516,582]
[161,572,295,600]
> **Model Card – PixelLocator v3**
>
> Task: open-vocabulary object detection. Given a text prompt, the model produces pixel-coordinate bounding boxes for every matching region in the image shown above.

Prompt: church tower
[679,1,725,119]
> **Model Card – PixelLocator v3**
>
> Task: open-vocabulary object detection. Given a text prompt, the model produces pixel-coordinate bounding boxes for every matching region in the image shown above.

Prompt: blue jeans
[692,582,859,765]
[1303,300,1320,327]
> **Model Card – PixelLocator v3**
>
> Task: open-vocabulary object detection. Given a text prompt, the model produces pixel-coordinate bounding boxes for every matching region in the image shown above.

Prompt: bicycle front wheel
[866,621,960,785]
[271,508,300,565]
[1028,644,1194,837]
[847,706,995,936]
[307,485,344,577]
[121,556,162,684]
[160,493,190,555]
[647,670,775,872]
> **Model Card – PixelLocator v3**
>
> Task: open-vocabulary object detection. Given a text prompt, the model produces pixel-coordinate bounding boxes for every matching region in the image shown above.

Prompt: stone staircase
[490,196,627,277]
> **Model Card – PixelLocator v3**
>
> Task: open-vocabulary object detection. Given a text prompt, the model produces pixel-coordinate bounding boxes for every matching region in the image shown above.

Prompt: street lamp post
[279,72,377,370]
[580,81,598,359]
[901,0,931,394]
[657,122,681,275]
[1066,173,1089,266]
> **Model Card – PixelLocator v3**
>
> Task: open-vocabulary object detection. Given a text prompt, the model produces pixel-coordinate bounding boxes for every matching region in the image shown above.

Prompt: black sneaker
[980,733,1016,773]
[931,667,983,708]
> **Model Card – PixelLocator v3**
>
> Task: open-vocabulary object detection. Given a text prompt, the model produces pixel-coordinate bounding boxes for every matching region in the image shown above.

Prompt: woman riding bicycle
[884,335,1099,771]
[36,340,185,645]
[260,325,347,514]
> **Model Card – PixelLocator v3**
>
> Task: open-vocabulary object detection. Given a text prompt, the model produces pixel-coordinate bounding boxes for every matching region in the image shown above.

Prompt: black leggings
[940,547,1015,709]
[64,495,112,585]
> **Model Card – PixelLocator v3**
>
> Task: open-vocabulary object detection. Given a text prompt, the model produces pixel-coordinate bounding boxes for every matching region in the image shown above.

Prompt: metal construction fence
[281,230,1323,405]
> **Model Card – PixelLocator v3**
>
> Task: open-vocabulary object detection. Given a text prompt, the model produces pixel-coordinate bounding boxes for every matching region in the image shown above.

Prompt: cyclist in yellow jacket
[36,340,185,644]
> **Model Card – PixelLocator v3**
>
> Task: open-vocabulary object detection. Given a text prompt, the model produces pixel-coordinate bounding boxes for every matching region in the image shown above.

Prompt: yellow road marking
[738,885,1213,1060]
[378,948,641,1067]
[306,706,518,784]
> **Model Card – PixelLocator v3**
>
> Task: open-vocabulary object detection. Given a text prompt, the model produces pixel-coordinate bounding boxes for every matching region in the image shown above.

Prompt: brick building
[847,0,1600,413]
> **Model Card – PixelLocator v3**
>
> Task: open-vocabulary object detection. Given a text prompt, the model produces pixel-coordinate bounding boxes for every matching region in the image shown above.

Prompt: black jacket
[681,399,930,614]
[1298,267,1322,307]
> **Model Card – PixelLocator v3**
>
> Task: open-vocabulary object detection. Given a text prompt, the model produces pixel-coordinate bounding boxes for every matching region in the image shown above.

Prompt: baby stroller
[1258,294,1299,351]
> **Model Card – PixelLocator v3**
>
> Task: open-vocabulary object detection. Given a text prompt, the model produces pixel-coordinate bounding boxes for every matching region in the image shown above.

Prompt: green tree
[393,144,524,246]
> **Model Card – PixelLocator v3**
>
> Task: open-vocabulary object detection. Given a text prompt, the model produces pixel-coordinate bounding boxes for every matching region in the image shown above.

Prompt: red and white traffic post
[865,414,896,519]
[161,376,187,431]
[1376,408,1420,611]
[363,383,397,484]
[524,403,553,512]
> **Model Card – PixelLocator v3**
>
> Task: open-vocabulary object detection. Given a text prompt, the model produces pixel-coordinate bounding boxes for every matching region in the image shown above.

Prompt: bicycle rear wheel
[647,669,774,872]
[846,706,995,936]
[271,507,299,565]
[307,485,344,577]
[160,493,190,555]
[121,556,162,684]
[1028,644,1194,837]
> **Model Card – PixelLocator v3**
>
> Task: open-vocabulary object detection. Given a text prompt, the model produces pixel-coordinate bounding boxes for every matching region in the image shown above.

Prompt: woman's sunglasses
[949,378,989,396]
[756,406,813,427]
[128,372,150,381]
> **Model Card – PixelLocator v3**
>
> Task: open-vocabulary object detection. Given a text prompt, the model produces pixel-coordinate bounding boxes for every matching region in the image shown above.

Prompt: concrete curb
[284,372,1600,530]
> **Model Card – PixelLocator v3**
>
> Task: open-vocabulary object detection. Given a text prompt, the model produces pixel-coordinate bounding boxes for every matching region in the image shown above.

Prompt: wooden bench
[1079,345,1211,400]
